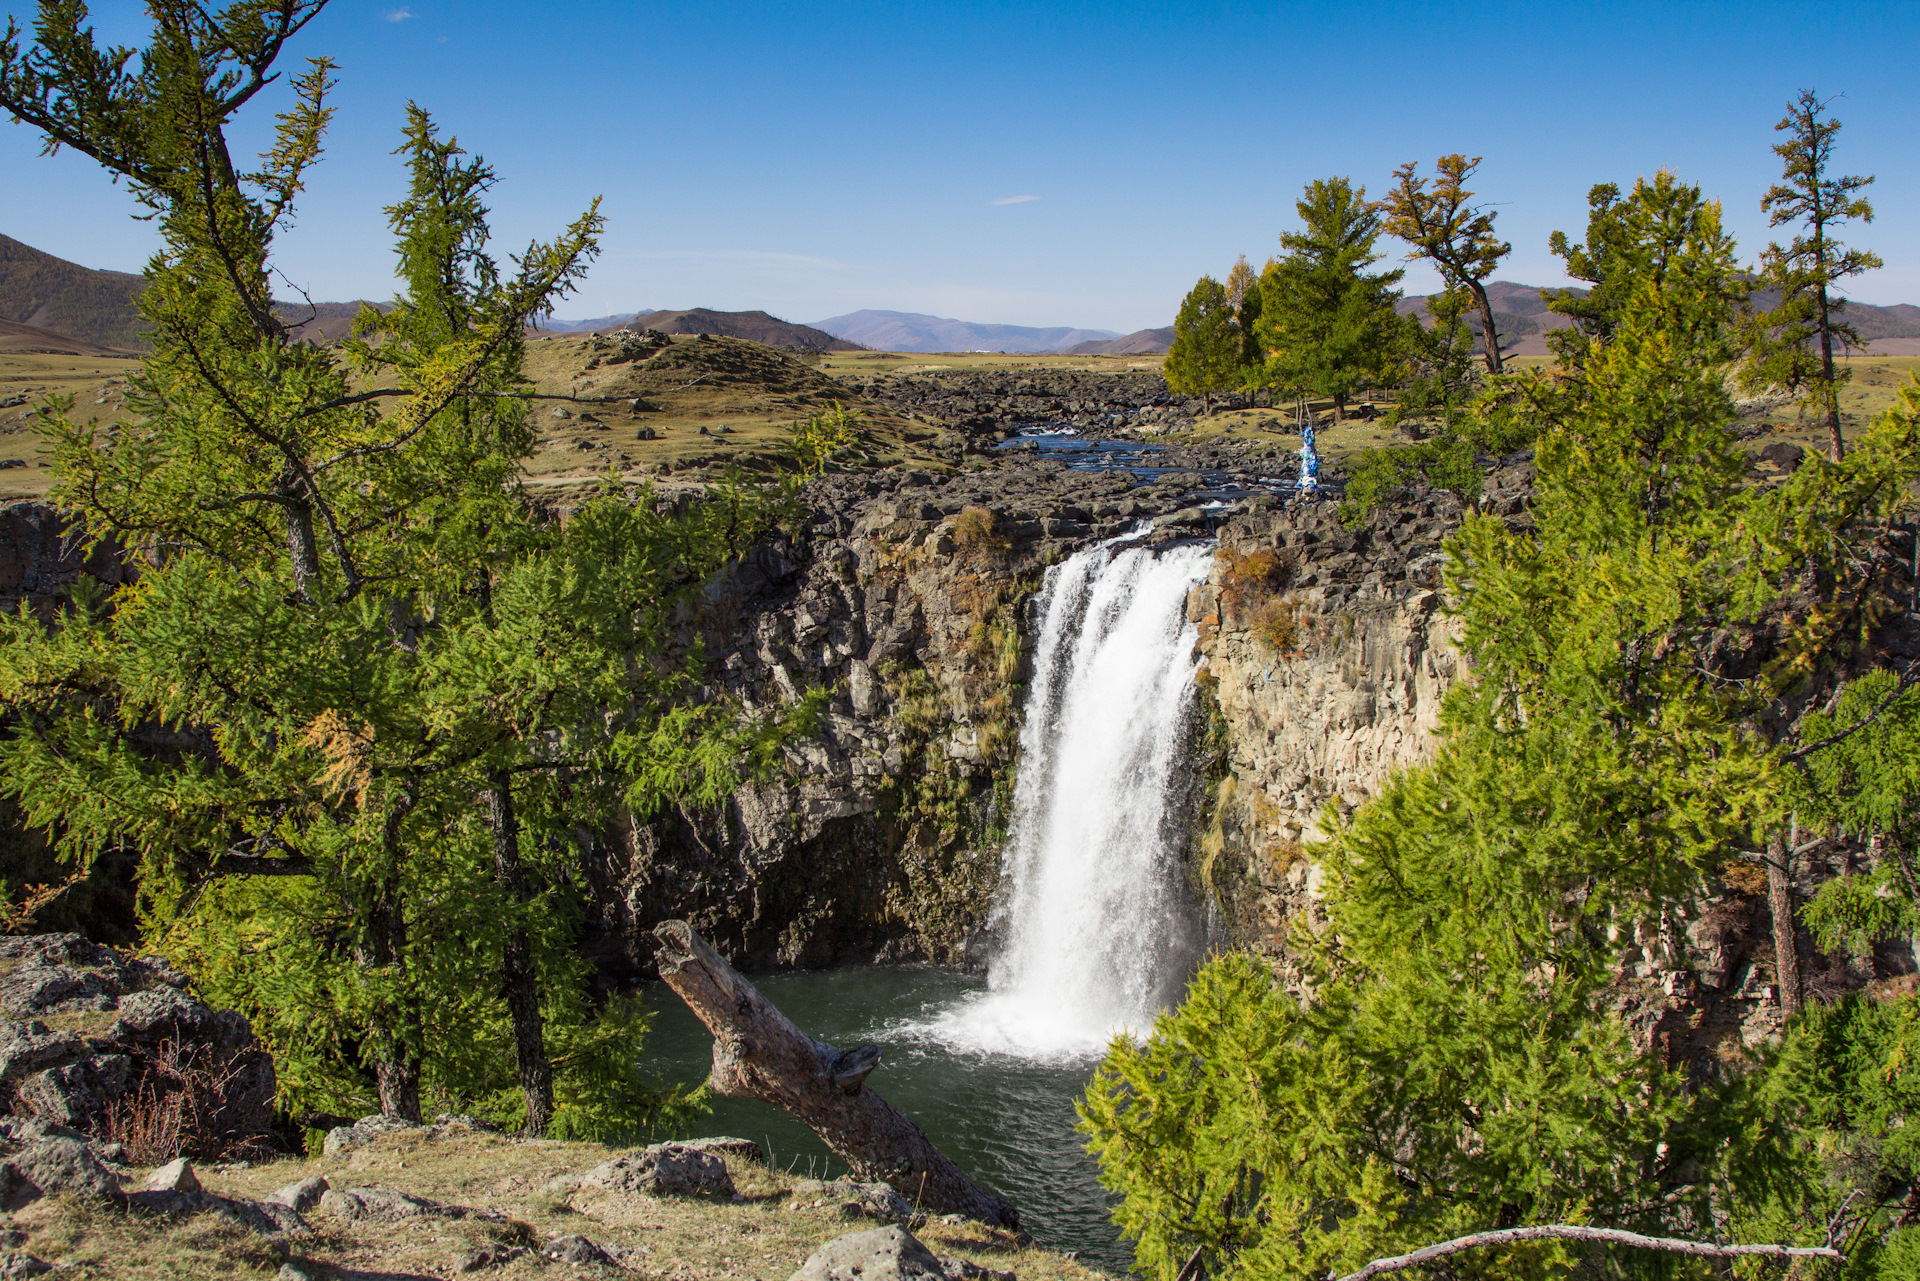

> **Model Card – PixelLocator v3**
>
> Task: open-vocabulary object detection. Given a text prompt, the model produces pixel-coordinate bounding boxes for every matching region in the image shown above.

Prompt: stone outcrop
[574,1141,736,1199]
[1183,458,1920,1076]
[0,501,130,616]
[0,933,274,1152]
[843,369,1196,436]
[789,1224,1015,1281]
[582,457,1240,980]
[1186,490,1468,967]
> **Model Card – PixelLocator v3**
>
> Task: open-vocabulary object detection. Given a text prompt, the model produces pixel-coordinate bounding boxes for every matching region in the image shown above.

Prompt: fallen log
[651,920,1018,1229]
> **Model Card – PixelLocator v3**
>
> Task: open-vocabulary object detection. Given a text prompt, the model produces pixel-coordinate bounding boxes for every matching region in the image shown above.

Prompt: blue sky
[2,0,1915,332]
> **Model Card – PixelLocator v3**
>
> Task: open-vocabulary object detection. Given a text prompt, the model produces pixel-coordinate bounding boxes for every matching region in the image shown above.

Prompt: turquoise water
[640,966,1131,1274]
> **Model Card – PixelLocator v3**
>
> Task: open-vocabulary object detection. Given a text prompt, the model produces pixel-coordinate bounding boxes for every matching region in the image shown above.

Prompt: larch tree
[1546,170,1746,372]
[1741,89,1881,462]
[1381,154,1511,374]
[1083,179,1920,1278]
[1255,177,1405,422]
[1165,274,1239,415]
[0,0,787,1138]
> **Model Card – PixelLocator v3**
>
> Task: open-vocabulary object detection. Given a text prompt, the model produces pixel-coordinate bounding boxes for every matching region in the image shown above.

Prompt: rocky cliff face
[1179,462,1920,1077]
[578,459,1233,983]
[1184,489,1467,970]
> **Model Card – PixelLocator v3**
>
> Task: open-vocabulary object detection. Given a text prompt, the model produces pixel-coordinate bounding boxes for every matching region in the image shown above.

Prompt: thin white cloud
[992,195,1039,206]
[384,8,415,21]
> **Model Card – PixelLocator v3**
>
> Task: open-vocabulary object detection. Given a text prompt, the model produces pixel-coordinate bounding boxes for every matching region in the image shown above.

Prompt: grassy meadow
[0,344,1912,504]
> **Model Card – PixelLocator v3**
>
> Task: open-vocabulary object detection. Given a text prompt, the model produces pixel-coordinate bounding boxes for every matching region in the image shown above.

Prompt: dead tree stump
[650,920,1018,1228]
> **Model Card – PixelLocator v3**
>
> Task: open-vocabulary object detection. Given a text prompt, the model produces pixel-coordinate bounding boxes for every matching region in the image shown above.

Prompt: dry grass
[952,506,1007,554]
[5,1127,1112,1279]
[102,1038,278,1166]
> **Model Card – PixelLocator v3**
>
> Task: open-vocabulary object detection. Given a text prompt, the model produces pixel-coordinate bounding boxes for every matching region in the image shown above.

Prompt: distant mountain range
[10,231,1918,362]
[806,310,1125,354]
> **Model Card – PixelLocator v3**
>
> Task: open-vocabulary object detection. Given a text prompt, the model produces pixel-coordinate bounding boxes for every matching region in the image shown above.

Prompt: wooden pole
[650,920,1019,1228]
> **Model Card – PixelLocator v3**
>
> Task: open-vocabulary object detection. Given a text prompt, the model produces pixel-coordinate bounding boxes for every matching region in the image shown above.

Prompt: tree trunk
[488,770,554,1136]
[360,795,424,1123]
[1767,827,1802,1020]
[360,892,424,1122]
[651,920,1018,1228]
[1469,281,1504,375]
[1817,280,1844,462]
[282,480,323,604]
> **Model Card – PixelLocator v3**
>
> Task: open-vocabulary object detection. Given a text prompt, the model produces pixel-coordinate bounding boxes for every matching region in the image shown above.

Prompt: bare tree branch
[1330,1224,1842,1281]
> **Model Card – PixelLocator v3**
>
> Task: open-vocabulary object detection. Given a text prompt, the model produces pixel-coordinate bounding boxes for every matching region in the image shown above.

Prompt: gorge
[2,365,1913,1271]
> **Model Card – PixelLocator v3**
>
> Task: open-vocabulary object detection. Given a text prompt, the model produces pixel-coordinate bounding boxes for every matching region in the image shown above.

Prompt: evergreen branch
[1329,1225,1841,1281]
[1788,661,1920,761]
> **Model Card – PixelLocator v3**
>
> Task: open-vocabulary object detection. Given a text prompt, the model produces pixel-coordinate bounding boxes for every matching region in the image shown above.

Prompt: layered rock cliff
[577,459,1230,983]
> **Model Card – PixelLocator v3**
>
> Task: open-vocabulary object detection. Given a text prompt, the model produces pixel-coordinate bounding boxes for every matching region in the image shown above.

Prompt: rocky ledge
[0,933,274,1146]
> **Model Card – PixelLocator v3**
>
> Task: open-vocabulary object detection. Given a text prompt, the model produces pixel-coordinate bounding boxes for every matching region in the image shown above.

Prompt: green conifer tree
[1740,90,1882,463]
[1165,274,1239,415]
[1256,178,1406,422]
[1082,182,1920,1279]
[0,0,795,1137]
[1545,170,1746,371]
[1381,155,1512,374]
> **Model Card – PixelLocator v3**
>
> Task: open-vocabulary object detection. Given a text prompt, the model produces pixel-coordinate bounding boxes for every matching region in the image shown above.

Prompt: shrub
[1255,600,1305,655]
[102,1038,279,1164]
[953,506,1008,553]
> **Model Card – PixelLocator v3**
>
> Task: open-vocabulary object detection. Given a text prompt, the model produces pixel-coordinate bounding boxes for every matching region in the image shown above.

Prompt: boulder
[788,1226,947,1281]
[0,933,275,1149]
[1,1136,122,1204]
[269,1175,329,1212]
[789,1178,921,1226]
[456,1243,528,1272]
[322,1113,420,1157]
[788,1226,1014,1281]
[139,1156,200,1193]
[0,1254,52,1278]
[542,1235,616,1265]
[578,1142,734,1199]
[320,1185,482,1222]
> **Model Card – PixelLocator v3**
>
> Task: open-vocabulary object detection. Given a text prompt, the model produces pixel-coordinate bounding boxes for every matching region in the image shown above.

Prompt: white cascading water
[923,531,1213,1059]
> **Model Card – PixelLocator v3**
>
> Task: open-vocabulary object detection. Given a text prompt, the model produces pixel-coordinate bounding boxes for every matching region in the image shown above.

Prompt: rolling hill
[808,310,1120,354]
[0,234,149,350]
[538,308,860,352]
[1065,327,1175,355]
[0,316,139,356]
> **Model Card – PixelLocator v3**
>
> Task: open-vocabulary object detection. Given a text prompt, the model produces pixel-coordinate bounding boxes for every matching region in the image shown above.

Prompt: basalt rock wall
[845,370,1207,436]
[578,461,1225,984]
[1184,461,1920,1080]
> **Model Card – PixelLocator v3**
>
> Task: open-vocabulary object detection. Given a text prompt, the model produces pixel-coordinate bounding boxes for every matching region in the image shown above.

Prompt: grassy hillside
[550,308,862,352]
[0,234,149,351]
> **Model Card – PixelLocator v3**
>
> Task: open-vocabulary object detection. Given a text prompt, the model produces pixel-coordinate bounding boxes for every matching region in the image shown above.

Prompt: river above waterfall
[641,966,1132,1272]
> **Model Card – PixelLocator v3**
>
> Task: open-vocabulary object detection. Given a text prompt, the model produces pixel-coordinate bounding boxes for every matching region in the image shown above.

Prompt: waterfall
[924,531,1213,1059]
